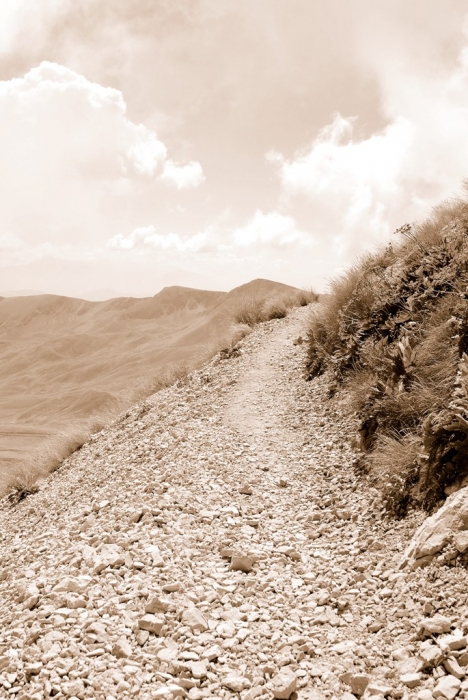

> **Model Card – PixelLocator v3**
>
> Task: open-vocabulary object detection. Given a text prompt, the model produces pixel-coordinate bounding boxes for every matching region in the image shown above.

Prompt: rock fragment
[271,668,297,699]
[347,673,370,697]
[443,657,465,679]
[421,615,452,636]
[181,606,209,632]
[400,672,421,688]
[222,674,249,692]
[433,674,462,700]
[138,614,165,635]
[112,637,133,658]
[230,554,253,572]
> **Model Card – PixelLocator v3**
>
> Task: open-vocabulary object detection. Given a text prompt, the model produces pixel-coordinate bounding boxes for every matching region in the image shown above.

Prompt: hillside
[0,279,304,492]
[1,307,467,700]
[306,195,468,517]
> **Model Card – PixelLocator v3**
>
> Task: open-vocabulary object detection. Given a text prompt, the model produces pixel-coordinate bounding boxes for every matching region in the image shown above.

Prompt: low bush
[234,288,318,328]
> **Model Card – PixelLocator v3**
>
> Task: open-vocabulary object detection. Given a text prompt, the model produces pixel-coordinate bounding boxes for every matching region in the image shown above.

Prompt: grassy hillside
[307,194,468,515]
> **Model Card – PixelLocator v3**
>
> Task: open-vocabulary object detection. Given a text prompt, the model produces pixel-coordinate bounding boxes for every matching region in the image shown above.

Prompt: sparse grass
[1,411,116,504]
[262,297,288,320]
[1,341,225,504]
[234,288,318,327]
[307,189,468,514]
[366,433,422,517]
[234,296,269,326]
[296,288,320,306]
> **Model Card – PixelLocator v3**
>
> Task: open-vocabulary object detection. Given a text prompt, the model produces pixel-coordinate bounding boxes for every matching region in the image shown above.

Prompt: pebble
[230,554,253,572]
[401,672,422,688]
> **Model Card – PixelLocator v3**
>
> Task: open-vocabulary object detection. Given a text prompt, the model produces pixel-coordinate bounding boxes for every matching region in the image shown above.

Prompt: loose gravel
[1,307,468,700]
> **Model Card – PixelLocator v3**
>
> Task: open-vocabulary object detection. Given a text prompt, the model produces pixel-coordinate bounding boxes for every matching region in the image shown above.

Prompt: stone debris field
[1,306,468,700]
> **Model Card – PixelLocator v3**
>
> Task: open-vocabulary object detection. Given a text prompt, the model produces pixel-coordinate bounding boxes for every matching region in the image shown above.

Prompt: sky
[1,0,468,298]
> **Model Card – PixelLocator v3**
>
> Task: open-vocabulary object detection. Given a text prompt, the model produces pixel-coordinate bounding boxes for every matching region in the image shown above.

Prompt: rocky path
[1,307,468,700]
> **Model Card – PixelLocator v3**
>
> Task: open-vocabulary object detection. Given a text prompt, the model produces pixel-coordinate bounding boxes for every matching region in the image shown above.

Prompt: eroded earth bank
[1,307,468,700]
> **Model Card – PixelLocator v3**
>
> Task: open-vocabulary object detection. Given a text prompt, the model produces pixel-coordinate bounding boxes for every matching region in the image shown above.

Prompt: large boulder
[400,487,468,569]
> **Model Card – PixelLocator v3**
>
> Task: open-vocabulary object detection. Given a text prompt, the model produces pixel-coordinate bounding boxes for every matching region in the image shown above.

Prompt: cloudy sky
[1,0,468,297]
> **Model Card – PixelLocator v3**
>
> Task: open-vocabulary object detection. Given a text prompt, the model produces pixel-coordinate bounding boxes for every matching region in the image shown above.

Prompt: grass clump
[235,288,318,327]
[307,192,468,515]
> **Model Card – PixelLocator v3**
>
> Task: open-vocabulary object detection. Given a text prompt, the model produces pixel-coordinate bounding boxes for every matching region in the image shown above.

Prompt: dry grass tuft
[234,288,318,328]
[234,296,269,326]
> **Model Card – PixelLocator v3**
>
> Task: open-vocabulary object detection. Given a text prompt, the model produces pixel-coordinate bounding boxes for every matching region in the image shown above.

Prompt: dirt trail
[0,307,467,700]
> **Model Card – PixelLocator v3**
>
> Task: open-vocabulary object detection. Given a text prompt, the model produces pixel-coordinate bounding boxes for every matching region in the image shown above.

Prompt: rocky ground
[1,306,468,700]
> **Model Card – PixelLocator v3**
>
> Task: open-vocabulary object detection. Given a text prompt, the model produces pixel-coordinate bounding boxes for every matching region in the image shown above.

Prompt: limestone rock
[145,595,171,614]
[421,615,452,637]
[112,637,133,658]
[230,554,253,572]
[271,668,297,699]
[347,673,370,697]
[401,487,468,568]
[222,674,249,692]
[181,606,209,632]
[401,673,421,688]
[138,614,165,635]
[444,657,465,679]
[433,674,462,700]
[419,644,444,668]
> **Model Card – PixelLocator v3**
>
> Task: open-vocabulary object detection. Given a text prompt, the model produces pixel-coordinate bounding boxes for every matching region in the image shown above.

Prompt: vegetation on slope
[307,193,468,515]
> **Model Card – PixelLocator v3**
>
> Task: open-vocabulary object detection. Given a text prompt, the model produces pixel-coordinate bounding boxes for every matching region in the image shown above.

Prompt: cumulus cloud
[159,160,205,189]
[0,0,65,54]
[233,210,312,247]
[269,28,468,261]
[107,225,215,253]
[0,61,203,252]
[108,210,312,260]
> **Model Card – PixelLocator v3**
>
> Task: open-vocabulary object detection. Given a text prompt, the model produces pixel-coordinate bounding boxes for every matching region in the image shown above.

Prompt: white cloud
[269,32,468,261]
[233,210,312,247]
[159,159,205,189]
[0,0,65,54]
[108,210,313,260]
[107,225,215,253]
[0,61,204,251]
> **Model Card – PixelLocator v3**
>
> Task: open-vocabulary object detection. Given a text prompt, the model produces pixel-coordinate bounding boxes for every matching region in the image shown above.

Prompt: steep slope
[0,307,466,699]
[307,198,468,515]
